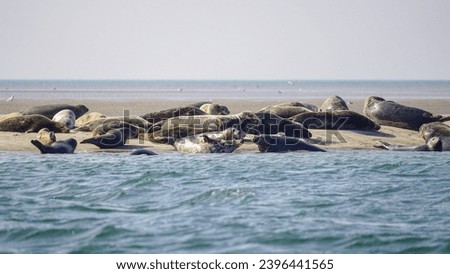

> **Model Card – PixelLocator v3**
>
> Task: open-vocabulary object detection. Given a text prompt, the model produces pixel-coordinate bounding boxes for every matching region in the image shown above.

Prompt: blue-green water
[1,151,449,253]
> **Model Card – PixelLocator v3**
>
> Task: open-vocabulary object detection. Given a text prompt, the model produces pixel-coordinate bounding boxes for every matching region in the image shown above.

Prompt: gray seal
[80,128,130,148]
[173,131,244,153]
[20,104,89,119]
[373,136,448,151]
[150,112,260,143]
[290,111,380,131]
[363,96,448,131]
[248,112,312,138]
[75,112,106,127]
[92,121,141,138]
[31,138,77,154]
[273,102,319,112]
[187,101,211,108]
[419,122,450,142]
[199,103,230,115]
[0,115,70,133]
[141,106,207,123]
[320,95,349,111]
[257,105,312,118]
[253,134,325,152]
[194,127,245,143]
[130,148,158,155]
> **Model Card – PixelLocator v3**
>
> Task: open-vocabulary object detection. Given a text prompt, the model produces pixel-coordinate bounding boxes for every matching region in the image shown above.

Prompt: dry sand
[1,98,449,153]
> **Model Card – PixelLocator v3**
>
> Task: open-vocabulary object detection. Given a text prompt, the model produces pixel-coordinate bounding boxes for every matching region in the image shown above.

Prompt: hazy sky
[1,0,449,80]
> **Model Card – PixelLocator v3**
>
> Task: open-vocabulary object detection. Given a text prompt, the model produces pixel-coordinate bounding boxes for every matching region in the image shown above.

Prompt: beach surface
[1,98,449,153]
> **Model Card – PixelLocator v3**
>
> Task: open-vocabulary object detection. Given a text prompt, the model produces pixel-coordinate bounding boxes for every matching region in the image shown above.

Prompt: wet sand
[1,98,449,153]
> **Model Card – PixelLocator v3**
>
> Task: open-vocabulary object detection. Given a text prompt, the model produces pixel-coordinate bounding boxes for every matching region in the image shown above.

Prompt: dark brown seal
[290,111,380,131]
[31,138,77,154]
[0,115,69,133]
[80,128,130,149]
[253,134,325,153]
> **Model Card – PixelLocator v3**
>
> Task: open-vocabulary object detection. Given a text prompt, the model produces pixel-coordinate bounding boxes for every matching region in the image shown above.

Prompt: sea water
[2,80,450,101]
[1,150,450,254]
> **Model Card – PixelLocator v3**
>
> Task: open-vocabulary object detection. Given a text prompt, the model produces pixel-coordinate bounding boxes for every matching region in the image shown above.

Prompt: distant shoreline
[2,80,450,102]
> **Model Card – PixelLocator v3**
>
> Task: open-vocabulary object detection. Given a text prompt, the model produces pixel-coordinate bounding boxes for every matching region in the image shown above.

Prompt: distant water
[1,151,450,254]
[1,80,450,101]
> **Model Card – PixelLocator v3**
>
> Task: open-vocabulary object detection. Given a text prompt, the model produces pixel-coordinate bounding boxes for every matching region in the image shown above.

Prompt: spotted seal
[31,138,77,154]
[130,148,158,155]
[320,95,349,111]
[273,102,319,112]
[418,122,450,142]
[37,128,56,145]
[0,115,69,133]
[80,128,131,148]
[363,96,449,131]
[52,109,76,129]
[75,112,106,127]
[199,103,230,115]
[188,101,211,108]
[149,126,218,144]
[140,106,207,123]
[149,111,261,141]
[76,116,151,132]
[248,112,312,138]
[253,134,325,152]
[20,104,89,119]
[0,112,22,123]
[91,121,141,138]
[373,136,449,151]
[290,111,380,131]
[205,127,246,141]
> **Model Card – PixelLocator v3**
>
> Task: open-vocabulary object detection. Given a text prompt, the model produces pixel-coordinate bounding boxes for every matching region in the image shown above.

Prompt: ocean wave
[1,151,450,253]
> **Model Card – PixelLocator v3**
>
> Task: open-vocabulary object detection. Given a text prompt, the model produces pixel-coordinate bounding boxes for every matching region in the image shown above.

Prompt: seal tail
[30,140,46,154]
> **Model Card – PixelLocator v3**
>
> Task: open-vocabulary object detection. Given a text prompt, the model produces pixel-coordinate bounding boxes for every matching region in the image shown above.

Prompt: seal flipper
[31,140,47,154]
[439,116,450,123]
[373,140,391,150]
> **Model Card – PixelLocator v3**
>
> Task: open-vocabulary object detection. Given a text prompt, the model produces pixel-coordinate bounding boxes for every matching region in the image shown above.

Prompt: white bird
[178,88,183,92]
[287,80,296,86]
[6,95,14,102]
